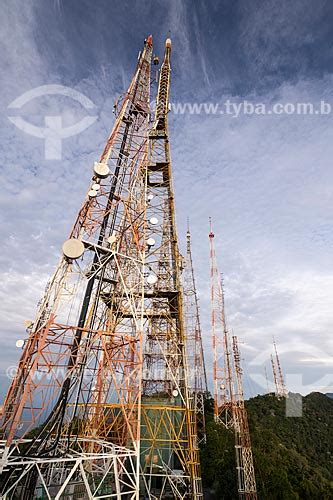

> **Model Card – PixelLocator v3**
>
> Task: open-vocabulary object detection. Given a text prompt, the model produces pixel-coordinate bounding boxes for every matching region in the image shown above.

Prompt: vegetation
[201,392,333,499]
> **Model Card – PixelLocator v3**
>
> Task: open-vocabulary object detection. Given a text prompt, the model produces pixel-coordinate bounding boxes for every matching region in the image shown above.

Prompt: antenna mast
[140,37,202,498]
[272,340,287,398]
[232,336,257,499]
[264,365,270,394]
[0,36,202,500]
[209,218,234,428]
[209,220,257,499]
[183,222,208,444]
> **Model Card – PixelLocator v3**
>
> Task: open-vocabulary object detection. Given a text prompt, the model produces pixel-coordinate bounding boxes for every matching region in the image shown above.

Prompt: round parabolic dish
[93,162,110,178]
[147,274,158,285]
[62,238,85,260]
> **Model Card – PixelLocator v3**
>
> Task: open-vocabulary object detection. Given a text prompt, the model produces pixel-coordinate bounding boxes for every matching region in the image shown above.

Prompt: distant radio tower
[264,365,271,394]
[232,336,257,500]
[209,219,234,428]
[271,339,287,398]
[271,354,279,395]
[183,222,208,444]
[209,219,257,499]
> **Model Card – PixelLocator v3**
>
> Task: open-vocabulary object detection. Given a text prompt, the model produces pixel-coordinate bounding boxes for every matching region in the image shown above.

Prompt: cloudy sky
[1,0,333,399]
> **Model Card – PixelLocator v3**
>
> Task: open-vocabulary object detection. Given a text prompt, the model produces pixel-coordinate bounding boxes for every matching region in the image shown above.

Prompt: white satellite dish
[91,183,100,191]
[149,217,158,225]
[62,238,85,260]
[172,389,179,397]
[93,162,110,179]
[88,189,97,198]
[147,274,158,285]
[16,339,25,348]
[147,237,156,247]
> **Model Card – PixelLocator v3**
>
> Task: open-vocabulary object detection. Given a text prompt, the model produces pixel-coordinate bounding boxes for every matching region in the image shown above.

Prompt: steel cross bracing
[208,221,257,500]
[140,39,202,499]
[183,224,208,445]
[0,35,202,500]
[0,36,153,498]
[0,439,138,499]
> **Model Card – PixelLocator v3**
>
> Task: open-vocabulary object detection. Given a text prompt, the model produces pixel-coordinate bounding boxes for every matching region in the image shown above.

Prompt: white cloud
[173,75,333,395]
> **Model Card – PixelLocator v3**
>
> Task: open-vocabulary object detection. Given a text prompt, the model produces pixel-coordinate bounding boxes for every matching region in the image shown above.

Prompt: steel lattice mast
[232,337,257,500]
[0,35,154,499]
[271,340,287,398]
[209,220,257,500]
[271,354,279,396]
[183,223,208,444]
[0,35,202,499]
[140,38,202,499]
[209,219,234,428]
[264,365,271,394]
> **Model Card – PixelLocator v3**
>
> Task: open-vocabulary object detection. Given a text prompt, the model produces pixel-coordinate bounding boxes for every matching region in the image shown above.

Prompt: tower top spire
[209,217,214,238]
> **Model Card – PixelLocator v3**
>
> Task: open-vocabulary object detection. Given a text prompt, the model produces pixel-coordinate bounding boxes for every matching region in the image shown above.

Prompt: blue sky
[1,0,333,398]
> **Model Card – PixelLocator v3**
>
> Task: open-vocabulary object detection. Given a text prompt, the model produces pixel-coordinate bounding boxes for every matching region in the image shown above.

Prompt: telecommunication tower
[183,223,208,444]
[0,36,202,500]
[140,38,202,499]
[209,220,257,500]
[271,340,287,398]
[271,354,279,396]
[208,219,234,428]
[232,337,257,500]
[264,365,271,394]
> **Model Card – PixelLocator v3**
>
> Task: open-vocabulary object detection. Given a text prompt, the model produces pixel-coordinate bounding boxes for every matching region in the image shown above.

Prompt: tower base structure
[0,439,138,499]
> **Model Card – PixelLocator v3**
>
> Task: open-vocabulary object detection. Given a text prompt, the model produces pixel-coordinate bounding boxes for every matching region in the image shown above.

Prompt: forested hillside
[201,392,333,499]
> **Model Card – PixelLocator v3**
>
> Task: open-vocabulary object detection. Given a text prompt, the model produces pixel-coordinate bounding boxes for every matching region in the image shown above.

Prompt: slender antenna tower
[0,36,201,499]
[272,340,287,398]
[271,354,279,396]
[232,336,257,500]
[264,365,270,394]
[209,218,234,428]
[0,35,153,499]
[209,220,257,499]
[139,38,202,498]
[183,221,208,444]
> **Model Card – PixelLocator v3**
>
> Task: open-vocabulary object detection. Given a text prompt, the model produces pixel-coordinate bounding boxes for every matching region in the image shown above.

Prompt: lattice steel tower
[0,36,201,499]
[209,219,234,428]
[232,337,257,500]
[271,340,287,398]
[140,38,202,499]
[209,220,257,500]
[183,223,208,444]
